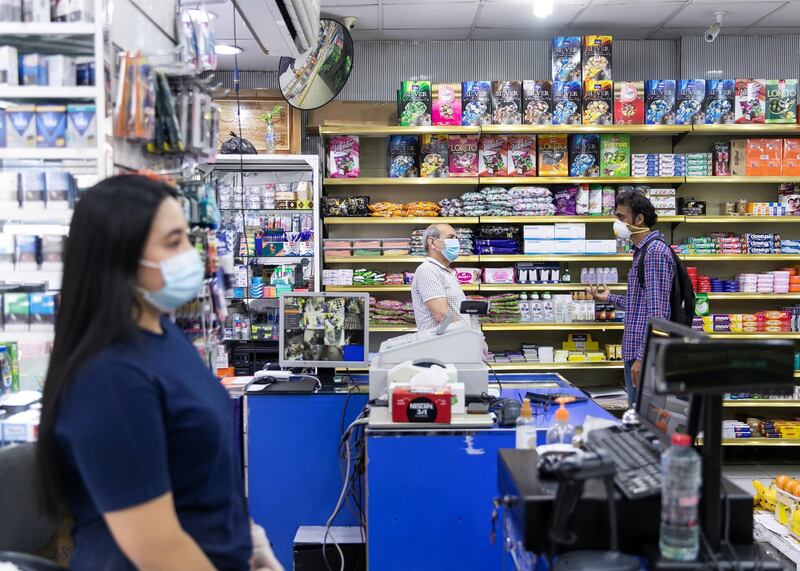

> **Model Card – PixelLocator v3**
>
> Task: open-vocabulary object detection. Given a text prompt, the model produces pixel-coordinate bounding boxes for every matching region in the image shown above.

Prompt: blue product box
[645,80,676,125]
[36,105,66,148]
[553,81,582,125]
[18,54,47,86]
[461,81,492,126]
[568,133,599,177]
[704,79,735,124]
[66,104,96,148]
[45,171,73,209]
[14,235,38,269]
[21,171,45,209]
[29,293,56,330]
[550,37,582,82]
[675,79,706,125]
[0,109,5,147]
[6,105,36,148]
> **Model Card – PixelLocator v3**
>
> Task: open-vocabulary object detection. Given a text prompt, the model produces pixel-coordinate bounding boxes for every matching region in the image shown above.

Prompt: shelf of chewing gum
[318,34,800,434]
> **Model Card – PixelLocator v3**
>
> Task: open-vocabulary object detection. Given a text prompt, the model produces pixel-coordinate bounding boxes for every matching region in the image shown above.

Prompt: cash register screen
[280,294,368,366]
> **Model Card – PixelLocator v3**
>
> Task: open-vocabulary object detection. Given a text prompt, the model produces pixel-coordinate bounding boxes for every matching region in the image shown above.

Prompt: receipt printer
[391,387,452,423]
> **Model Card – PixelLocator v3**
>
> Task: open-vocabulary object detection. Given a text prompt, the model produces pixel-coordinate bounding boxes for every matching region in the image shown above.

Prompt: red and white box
[391,387,452,424]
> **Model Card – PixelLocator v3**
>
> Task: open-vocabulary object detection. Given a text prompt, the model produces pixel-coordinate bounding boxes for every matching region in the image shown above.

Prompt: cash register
[497,319,793,570]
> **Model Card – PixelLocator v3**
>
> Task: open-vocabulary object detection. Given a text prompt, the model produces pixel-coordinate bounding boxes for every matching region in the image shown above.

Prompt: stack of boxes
[646,187,677,216]
[728,138,800,176]
[0,292,58,332]
[523,223,617,255]
[686,153,713,176]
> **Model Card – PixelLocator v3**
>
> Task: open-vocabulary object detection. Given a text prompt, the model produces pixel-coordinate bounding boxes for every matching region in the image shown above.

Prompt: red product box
[763,138,783,175]
[784,139,800,176]
[614,81,644,124]
[392,387,452,424]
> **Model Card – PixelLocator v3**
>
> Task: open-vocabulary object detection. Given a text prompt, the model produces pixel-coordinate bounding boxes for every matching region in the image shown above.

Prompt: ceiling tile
[350,28,381,40]
[566,27,652,40]
[321,5,380,29]
[382,28,470,40]
[382,2,479,28]
[321,0,378,5]
[571,1,686,28]
[753,2,800,27]
[478,2,586,29]
[664,1,786,27]
[471,27,561,40]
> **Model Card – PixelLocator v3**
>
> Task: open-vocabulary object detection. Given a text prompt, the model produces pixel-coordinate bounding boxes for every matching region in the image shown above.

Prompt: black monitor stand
[316,367,337,390]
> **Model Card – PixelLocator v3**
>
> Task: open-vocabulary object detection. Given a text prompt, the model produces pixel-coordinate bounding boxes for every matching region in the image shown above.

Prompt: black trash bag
[220,131,257,154]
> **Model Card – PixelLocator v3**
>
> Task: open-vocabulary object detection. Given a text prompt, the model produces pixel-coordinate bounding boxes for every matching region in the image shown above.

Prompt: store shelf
[705,293,800,300]
[479,254,631,262]
[0,209,73,223]
[481,323,624,331]
[707,332,800,339]
[325,255,479,263]
[0,22,95,36]
[0,148,97,160]
[685,176,800,184]
[323,216,480,225]
[480,215,684,224]
[325,284,480,292]
[370,325,417,332]
[1,270,61,286]
[320,126,481,136]
[324,177,479,186]
[481,124,691,135]
[486,361,624,371]
[684,216,800,224]
[479,283,626,292]
[723,400,800,408]
[0,86,97,99]
[722,438,800,447]
[692,124,800,135]
[0,331,55,342]
[481,176,685,185]
[682,254,800,261]
[220,208,312,213]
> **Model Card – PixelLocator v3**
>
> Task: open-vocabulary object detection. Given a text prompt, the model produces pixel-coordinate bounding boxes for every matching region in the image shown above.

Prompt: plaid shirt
[608,231,674,361]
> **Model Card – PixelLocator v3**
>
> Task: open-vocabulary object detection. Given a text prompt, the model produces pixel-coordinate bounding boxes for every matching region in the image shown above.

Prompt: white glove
[250,522,284,571]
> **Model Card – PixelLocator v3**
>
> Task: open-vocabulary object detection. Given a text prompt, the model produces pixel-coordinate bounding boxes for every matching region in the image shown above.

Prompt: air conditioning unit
[235,0,320,58]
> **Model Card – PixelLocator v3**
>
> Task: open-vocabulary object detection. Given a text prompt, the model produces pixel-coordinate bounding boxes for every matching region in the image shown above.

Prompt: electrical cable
[700,528,725,571]
[482,359,504,397]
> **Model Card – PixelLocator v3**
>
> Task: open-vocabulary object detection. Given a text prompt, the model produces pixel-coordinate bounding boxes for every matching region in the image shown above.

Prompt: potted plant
[258,105,282,153]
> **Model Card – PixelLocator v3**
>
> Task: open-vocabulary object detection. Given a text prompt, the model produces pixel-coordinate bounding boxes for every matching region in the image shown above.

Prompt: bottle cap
[671,433,692,446]
[520,398,532,419]
[554,397,573,422]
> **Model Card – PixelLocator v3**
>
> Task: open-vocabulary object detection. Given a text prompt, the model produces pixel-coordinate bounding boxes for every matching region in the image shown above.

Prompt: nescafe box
[392,387,452,423]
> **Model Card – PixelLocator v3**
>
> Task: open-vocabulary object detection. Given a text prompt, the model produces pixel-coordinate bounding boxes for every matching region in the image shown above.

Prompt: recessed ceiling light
[533,0,553,18]
[215,44,243,55]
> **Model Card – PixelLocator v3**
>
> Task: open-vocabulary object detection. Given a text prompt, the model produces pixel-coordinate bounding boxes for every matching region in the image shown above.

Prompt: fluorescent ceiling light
[533,0,554,18]
[215,44,243,55]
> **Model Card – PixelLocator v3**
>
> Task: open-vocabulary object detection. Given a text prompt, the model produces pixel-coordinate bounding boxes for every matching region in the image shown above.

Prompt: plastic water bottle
[659,433,702,561]
[519,293,531,323]
[515,398,536,449]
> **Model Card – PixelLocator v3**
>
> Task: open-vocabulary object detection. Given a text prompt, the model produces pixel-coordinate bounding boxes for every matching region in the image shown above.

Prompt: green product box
[766,79,798,124]
[398,81,432,126]
[600,134,630,177]
[3,293,30,331]
[0,342,20,394]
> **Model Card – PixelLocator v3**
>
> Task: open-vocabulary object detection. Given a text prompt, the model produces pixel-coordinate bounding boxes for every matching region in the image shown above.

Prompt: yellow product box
[730,323,743,333]
[587,351,606,362]
[742,314,759,322]
[568,352,588,362]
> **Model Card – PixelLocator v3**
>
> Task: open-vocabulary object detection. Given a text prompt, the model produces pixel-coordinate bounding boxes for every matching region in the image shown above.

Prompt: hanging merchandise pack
[178,6,217,73]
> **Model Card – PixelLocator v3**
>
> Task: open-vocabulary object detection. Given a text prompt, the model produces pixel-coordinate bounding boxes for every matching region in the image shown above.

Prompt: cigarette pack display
[675,79,706,125]
[14,235,37,270]
[35,105,66,148]
[420,134,449,178]
[479,135,508,177]
[20,171,45,209]
[735,79,766,124]
[600,134,630,177]
[40,234,65,270]
[582,35,612,81]
[66,104,96,148]
[29,293,56,331]
[398,81,432,126]
[6,105,36,148]
[388,135,419,178]
[582,80,612,125]
[703,79,735,124]
[3,294,30,332]
[461,81,492,126]
[569,134,600,177]
[432,84,461,126]
[19,53,47,86]
[522,80,552,125]
[550,36,581,82]
[507,135,537,177]
[45,171,72,209]
[766,79,798,124]
[538,134,568,177]
[0,46,18,86]
[327,136,359,178]
[784,139,800,176]
[553,81,581,125]
[614,81,644,124]
[645,80,676,125]
[44,55,75,87]
[730,139,747,176]
[491,81,522,125]
[448,135,479,177]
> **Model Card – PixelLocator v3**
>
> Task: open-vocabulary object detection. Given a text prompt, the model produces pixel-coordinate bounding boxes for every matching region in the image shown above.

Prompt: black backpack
[637,237,696,327]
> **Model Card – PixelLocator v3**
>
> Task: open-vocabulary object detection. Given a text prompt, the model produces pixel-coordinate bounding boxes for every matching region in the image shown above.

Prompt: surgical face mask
[440,238,460,262]
[138,248,205,312]
[613,219,648,240]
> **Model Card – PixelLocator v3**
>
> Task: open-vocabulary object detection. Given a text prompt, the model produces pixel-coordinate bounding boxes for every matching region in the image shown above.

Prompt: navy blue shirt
[56,319,251,571]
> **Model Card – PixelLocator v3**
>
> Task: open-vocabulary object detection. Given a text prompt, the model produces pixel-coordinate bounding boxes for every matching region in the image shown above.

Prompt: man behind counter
[411,223,478,331]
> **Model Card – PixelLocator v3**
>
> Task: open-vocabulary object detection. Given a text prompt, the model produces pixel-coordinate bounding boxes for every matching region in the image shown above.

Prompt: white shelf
[0,22,95,36]
[0,330,54,343]
[0,86,97,99]
[0,148,97,160]
[0,209,73,223]
[1,270,62,287]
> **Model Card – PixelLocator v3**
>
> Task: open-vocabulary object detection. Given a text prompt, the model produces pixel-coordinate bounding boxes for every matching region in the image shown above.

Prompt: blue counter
[246,374,617,570]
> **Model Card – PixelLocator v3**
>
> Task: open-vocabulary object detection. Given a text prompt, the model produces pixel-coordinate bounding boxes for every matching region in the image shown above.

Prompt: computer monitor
[279,292,369,385]
[636,319,707,439]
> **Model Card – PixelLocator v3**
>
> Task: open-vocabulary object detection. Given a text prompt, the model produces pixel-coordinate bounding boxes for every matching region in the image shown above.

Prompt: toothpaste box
[675,79,706,125]
[6,105,36,147]
[66,103,96,147]
[614,80,644,124]
[522,80,552,125]
[36,105,66,147]
[704,79,735,124]
[645,80,676,125]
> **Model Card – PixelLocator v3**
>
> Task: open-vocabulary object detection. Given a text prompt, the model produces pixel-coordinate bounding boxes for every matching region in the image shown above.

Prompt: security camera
[704,12,725,43]
[342,16,357,30]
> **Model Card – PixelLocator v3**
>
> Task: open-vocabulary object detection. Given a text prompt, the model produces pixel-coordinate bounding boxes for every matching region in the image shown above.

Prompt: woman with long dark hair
[36,175,278,571]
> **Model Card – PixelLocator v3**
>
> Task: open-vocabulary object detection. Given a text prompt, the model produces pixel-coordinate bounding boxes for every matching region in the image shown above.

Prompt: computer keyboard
[585,427,663,500]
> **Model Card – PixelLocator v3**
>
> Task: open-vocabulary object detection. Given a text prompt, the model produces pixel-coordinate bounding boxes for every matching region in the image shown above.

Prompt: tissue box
[585,239,617,254]
[483,267,516,284]
[555,239,585,254]
[391,386,452,423]
[524,225,555,240]
[554,223,586,240]
[524,239,554,255]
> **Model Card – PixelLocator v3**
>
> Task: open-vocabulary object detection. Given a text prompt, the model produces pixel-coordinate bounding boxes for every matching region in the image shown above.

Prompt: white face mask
[138,248,205,312]
[613,219,648,240]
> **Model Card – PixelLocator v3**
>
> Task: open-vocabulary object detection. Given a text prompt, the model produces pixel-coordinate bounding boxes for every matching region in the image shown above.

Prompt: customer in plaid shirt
[587,191,675,404]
